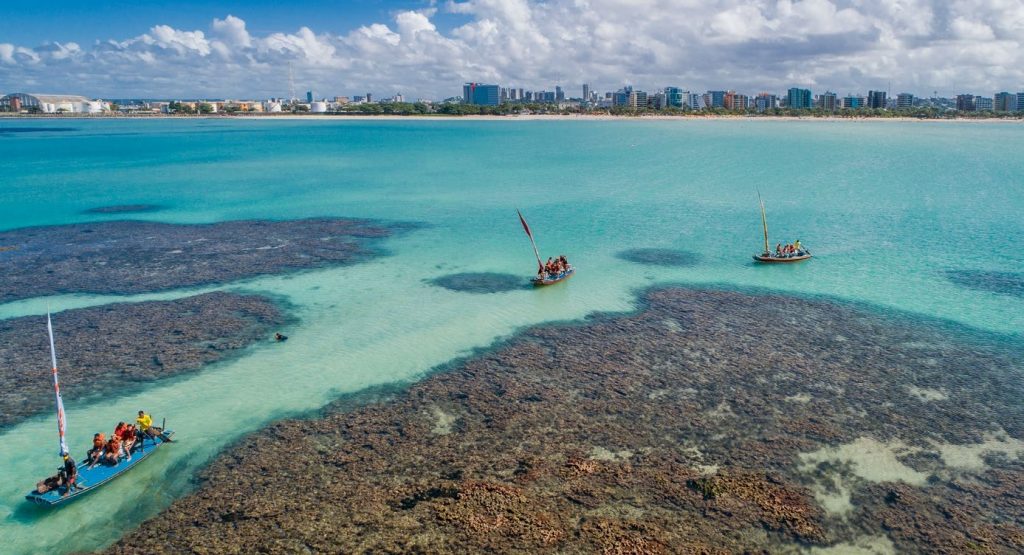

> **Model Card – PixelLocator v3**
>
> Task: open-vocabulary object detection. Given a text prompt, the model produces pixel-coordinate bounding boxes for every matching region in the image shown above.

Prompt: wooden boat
[24,312,175,508]
[532,266,575,286]
[753,193,811,264]
[518,209,575,286]
[26,429,174,507]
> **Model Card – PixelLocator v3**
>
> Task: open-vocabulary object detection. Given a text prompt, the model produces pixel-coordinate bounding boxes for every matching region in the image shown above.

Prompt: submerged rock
[82,204,164,214]
[616,248,702,267]
[428,272,526,294]
[0,292,288,430]
[0,217,402,302]
[109,288,1024,554]
[946,269,1024,298]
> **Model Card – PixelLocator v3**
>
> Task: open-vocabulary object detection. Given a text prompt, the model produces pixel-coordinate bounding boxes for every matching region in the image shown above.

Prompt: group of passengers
[539,255,571,278]
[86,410,159,469]
[33,410,163,497]
[772,239,807,258]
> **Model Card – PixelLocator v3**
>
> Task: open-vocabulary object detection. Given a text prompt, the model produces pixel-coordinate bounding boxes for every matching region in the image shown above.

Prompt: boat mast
[757,191,769,255]
[47,312,69,457]
[517,209,544,273]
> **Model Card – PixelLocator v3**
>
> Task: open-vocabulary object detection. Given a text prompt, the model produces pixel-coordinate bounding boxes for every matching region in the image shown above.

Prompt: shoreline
[2,113,1023,123]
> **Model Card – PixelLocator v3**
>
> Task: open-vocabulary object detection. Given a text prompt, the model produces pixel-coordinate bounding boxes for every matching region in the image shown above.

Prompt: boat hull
[753,254,812,263]
[25,429,175,507]
[532,267,575,286]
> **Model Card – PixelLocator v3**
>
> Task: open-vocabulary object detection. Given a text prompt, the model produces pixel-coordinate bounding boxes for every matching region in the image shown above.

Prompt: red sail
[517,209,543,273]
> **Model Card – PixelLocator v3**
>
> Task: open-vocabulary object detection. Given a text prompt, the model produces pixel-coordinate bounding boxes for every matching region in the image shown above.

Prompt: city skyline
[2,1,1024,99]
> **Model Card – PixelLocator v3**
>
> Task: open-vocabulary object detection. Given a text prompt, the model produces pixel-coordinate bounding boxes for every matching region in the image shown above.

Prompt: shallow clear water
[0,118,1022,553]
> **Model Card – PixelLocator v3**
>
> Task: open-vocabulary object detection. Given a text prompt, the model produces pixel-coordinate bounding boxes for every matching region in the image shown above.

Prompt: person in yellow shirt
[136,410,167,444]
[136,410,152,432]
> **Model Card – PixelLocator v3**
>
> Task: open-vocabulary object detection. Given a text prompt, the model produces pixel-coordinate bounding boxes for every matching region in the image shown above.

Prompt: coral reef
[616,248,702,267]
[109,288,1024,553]
[0,218,401,302]
[0,292,287,429]
[428,272,526,294]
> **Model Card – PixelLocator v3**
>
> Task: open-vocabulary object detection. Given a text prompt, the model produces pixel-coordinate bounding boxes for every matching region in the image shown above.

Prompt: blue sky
[0,1,462,45]
[1,1,1022,100]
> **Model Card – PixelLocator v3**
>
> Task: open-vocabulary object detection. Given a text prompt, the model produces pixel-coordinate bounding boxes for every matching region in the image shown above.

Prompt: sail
[758,192,769,255]
[47,312,69,457]
[517,209,544,273]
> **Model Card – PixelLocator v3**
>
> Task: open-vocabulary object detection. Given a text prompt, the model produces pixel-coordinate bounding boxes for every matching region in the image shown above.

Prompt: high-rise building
[612,86,632,107]
[994,92,1014,111]
[754,93,777,112]
[366,93,373,103]
[704,91,726,108]
[818,91,837,111]
[686,93,702,110]
[582,84,590,103]
[628,90,648,108]
[842,95,864,109]
[724,91,747,111]
[665,87,685,109]
[787,88,812,109]
[896,93,914,109]
[956,94,975,111]
[555,86,564,102]
[462,83,500,105]
[394,93,404,103]
[867,90,887,109]
[974,96,993,111]
[306,91,314,103]
[1016,92,1024,112]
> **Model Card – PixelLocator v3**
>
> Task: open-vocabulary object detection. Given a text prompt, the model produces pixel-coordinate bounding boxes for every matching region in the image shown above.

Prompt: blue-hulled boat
[26,430,174,507]
[518,209,576,287]
[24,312,175,508]
[532,266,575,286]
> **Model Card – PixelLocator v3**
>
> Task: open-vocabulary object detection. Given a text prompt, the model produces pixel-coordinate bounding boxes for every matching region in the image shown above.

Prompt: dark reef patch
[947,269,1024,298]
[428,272,526,294]
[616,247,701,267]
[0,127,77,134]
[82,204,164,215]
[0,218,402,302]
[0,292,288,430]
[109,288,1024,554]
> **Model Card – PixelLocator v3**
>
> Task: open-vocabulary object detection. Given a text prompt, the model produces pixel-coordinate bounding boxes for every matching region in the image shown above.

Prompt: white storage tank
[310,101,328,113]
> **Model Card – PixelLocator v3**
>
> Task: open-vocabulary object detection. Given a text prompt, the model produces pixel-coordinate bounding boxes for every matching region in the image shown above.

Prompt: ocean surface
[0,118,1021,553]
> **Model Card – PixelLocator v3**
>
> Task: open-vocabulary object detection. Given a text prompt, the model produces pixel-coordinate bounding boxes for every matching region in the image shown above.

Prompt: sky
[1,0,1023,100]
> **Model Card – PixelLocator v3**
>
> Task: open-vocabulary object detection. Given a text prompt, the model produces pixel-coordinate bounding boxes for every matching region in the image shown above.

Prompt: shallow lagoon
[0,118,1022,553]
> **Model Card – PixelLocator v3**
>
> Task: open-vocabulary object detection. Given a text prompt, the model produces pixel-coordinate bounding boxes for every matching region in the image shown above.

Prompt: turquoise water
[0,118,1022,553]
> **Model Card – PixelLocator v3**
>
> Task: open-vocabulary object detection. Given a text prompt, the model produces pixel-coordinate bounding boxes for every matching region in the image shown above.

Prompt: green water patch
[946,269,1024,298]
[427,272,527,294]
[82,204,165,215]
[616,248,702,267]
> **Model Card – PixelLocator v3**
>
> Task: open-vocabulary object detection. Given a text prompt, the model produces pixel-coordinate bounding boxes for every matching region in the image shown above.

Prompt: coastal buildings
[994,92,1014,112]
[665,87,684,109]
[787,88,812,109]
[974,96,993,111]
[818,91,837,111]
[896,93,914,109]
[704,91,726,108]
[754,93,777,112]
[462,83,500,106]
[842,95,864,109]
[956,94,975,111]
[0,93,109,113]
[867,90,887,109]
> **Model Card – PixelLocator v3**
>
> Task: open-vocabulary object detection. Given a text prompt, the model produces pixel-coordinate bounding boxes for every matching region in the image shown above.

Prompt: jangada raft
[532,265,575,286]
[24,312,174,508]
[517,209,576,287]
[752,192,812,264]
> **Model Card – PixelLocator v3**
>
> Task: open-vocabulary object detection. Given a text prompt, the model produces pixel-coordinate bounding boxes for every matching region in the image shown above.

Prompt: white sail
[47,312,69,457]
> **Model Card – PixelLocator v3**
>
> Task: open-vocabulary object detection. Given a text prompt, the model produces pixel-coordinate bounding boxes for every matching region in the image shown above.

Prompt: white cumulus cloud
[0,1,1021,99]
